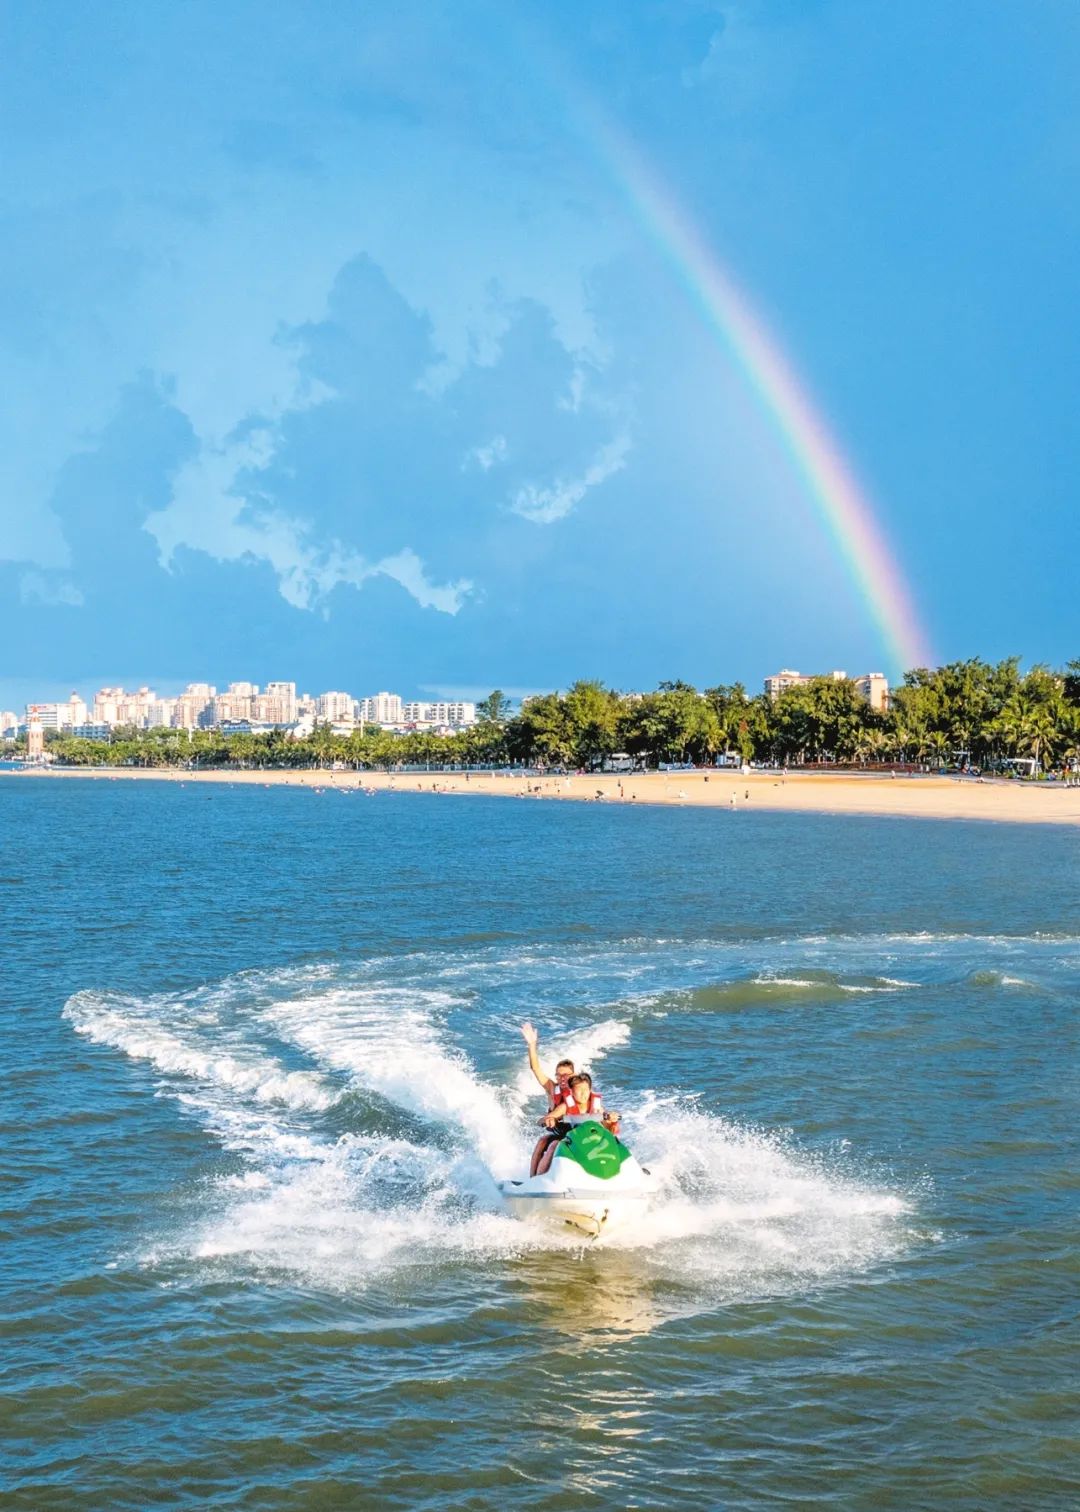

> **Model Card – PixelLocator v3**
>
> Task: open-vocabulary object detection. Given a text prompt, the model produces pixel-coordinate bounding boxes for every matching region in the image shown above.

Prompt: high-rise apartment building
[257,681,297,725]
[317,691,355,723]
[90,686,161,728]
[764,670,848,700]
[764,669,889,710]
[213,682,259,724]
[174,684,217,729]
[358,691,403,725]
[124,687,158,727]
[148,698,177,728]
[0,711,18,737]
[853,673,889,712]
[401,700,477,728]
[26,693,88,731]
[92,687,123,725]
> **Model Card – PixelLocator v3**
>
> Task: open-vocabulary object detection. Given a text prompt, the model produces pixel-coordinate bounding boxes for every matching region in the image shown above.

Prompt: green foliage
[477,689,512,724]
[40,658,1080,775]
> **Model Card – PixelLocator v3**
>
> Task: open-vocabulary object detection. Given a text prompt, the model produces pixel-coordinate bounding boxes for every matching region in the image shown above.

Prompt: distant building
[852,672,889,712]
[91,686,160,727]
[71,723,111,740]
[358,691,403,725]
[26,715,44,762]
[26,692,88,731]
[26,702,62,731]
[258,680,297,725]
[174,684,217,729]
[92,687,124,724]
[764,669,847,700]
[401,700,477,728]
[764,668,888,710]
[216,719,274,737]
[317,691,355,723]
[213,682,259,724]
[0,711,18,738]
[149,699,177,728]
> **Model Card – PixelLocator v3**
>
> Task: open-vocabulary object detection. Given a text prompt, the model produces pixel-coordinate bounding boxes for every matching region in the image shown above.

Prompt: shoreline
[5,763,1080,826]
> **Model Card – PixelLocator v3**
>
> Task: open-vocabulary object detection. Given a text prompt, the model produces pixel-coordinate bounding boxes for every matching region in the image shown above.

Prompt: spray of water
[63,959,917,1309]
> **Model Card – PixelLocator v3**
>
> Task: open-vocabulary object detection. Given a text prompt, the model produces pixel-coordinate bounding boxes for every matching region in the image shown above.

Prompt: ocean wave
[635,971,917,1015]
[966,970,1046,992]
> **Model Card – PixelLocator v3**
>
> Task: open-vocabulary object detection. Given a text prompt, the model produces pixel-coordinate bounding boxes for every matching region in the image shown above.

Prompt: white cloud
[145,430,471,617]
[372,548,471,614]
[464,435,508,471]
[510,434,631,525]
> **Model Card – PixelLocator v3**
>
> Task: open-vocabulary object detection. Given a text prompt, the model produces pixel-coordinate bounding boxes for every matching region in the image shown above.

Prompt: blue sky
[3,0,1078,709]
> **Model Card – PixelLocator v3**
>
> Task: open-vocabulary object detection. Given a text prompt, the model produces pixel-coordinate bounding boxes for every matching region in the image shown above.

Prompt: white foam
[184,1086,916,1308]
[261,984,524,1177]
[67,962,919,1312]
[754,976,819,988]
[64,990,337,1112]
[611,1094,913,1294]
[190,1124,578,1287]
[838,980,916,994]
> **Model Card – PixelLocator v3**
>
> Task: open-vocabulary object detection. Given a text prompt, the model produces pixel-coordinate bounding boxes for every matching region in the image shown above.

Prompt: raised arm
[520,1022,551,1093]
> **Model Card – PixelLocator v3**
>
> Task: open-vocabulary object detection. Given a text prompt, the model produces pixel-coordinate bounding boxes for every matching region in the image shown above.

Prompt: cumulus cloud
[147,254,630,613]
[148,433,471,616]
[372,549,472,614]
[510,434,631,524]
[465,435,508,471]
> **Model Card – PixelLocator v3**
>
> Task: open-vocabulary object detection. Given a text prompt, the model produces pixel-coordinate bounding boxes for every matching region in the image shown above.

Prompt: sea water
[2,779,1078,1509]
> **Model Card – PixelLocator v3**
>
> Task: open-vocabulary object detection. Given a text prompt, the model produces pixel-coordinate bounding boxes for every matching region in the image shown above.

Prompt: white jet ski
[498,1118,653,1239]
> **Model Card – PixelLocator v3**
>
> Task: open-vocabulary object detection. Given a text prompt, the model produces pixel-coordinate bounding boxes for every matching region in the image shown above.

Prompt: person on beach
[534,1073,621,1174]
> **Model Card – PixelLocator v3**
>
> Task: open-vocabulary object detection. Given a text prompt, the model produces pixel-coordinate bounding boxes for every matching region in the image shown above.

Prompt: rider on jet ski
[522,1021,576,1175]
[521,1021,575,1110]
[521,1023,623,1175]
[534,1072,622,1175]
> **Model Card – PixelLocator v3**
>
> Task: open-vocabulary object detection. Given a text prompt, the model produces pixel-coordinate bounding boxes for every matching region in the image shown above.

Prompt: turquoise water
[3,778,1078,1509]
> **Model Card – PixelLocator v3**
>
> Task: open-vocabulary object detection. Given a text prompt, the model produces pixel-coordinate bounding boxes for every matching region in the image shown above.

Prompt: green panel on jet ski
[554,1122,630,1180]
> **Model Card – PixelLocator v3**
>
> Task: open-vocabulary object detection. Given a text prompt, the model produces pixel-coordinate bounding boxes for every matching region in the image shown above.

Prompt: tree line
[19,658,1080,774]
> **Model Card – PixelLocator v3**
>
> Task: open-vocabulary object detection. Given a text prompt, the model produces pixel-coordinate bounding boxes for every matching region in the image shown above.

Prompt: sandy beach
[7,763,1080,826]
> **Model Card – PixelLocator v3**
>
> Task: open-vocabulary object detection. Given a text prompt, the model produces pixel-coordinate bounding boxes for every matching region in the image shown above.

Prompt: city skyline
[5,678,481,737]
[5,661,897,738]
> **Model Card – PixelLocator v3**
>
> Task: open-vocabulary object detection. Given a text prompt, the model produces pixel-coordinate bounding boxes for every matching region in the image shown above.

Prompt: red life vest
[562,1091,604,1120]
[546,1077,573,1110]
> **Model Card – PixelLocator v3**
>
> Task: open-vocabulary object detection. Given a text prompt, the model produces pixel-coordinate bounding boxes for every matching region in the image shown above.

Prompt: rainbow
[581,115,935,674]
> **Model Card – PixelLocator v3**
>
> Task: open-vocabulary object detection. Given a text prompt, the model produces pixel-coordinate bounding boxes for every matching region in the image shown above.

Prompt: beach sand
[7,764,1080,826]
